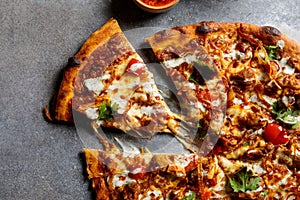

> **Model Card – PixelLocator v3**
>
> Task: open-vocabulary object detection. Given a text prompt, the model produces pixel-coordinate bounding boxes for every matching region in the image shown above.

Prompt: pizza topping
[182,191,199,200]
[265,45,280,60]
[128,166,147,180]
[163,54,198,69]
[278,57,295,75]
[263,123,289,145]
[190,60,216,84]
[140,105,166,116]
[85,107,99,120]
[111,170,136,188]
[228,167,262,193]
[106,72,140,114]
[84,75,110,95]
[223,49,246,60]
[98,100,118,121]
[276,40,285,49]
[272,101,300,126]
[126,58,145,76]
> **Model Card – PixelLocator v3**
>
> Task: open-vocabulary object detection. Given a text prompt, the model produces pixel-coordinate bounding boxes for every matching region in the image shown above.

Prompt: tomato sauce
[141,0,175,7]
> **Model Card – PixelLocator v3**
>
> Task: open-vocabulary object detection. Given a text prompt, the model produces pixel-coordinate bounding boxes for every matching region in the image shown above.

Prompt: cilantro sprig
[265,45,280,60]
[181,191,199,200]
[229,167,262,193]
[98,101,118,121]
[272,101,300,126]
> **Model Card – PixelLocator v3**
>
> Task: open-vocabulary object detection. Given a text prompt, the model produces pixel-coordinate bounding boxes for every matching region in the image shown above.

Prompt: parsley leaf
[265,45,280,60]
[272,101,299,126]
[181,191,199,200]
[98,101,118,121]
[229,167,261,193]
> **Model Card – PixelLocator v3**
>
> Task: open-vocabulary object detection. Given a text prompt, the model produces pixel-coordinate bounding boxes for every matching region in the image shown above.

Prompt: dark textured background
[1,0,299,199]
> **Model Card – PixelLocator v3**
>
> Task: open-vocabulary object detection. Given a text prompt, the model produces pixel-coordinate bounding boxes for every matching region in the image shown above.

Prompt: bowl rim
[134,0,180,10]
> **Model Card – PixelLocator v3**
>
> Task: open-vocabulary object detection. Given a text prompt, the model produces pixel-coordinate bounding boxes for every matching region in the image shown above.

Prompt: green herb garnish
[98,101,118,121]
[197,119,204,129]
[188,60,216,85]
[272,101,299,126]
[265,45,280,60]
[188,71,198,83]
[242,141,250,146]
[261,190,269,196]
[181,191,199,200]
[229,167,262,193]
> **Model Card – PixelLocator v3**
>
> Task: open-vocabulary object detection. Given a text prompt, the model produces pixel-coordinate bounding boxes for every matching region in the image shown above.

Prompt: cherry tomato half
[263,123,289,145]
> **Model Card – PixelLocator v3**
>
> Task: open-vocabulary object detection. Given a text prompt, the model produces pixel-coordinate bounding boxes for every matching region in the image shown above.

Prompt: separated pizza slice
[146,25,227,155]
[45,18,196,147]
[83,148,209,200]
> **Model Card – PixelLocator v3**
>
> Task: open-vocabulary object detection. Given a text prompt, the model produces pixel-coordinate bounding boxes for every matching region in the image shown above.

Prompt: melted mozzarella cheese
[278,57,295,75]
[111,170,136,188]
[262,94,277,105]
[162,54,198,68]
[84,71,111,95]
[140,105,165,116]
[129,63,144,72]
[223,49,246,60]
[233,97,243,105]
[276,40,285,49]
[140,74,161,97]
[106,74,140,114]
[174,154,193,169]
[183,82,196,90]
[130,167,143,175]
[85,107,99,120]
[84,77,106,95]
[195,101,206,112]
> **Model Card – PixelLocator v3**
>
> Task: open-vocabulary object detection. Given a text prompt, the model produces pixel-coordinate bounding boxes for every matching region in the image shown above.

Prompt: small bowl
[133,0,180,13]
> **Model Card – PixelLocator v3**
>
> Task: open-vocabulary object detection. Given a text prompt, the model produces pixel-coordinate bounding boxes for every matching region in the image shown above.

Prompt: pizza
[46,19,300,199]
[146,21,300,199]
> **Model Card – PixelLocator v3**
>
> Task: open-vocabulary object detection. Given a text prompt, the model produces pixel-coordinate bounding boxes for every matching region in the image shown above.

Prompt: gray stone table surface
[1,0,299,199]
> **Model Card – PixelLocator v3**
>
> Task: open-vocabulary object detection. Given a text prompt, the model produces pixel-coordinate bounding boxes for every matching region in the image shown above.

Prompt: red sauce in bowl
[141,0,175,7]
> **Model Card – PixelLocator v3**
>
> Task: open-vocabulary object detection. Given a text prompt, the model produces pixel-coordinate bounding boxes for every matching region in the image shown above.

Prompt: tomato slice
[203,190,211,200]
[263,123,289,145]
[126,58,145,76]
[128,166,147,180]
[127,58,140,68]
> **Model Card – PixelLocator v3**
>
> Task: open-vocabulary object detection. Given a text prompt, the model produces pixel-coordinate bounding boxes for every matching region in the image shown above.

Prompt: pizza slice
[145,25,227,155]
[45,18,198,142]
[83,148,209,200]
